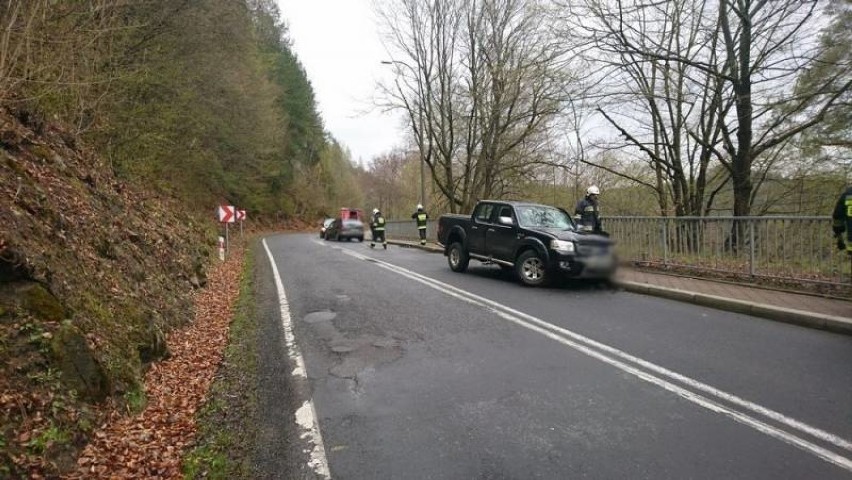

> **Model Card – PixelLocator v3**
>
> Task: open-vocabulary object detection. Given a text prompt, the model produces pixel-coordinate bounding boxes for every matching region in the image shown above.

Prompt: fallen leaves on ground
[64,247,245,480]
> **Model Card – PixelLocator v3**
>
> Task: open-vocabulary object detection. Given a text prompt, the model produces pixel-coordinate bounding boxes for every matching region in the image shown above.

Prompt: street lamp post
[419,149,425,208]
[381,60,426,208]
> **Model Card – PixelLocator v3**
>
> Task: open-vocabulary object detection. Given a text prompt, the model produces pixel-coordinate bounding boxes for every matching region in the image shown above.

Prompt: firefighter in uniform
[370,208,387,250]
[411,204,429,246]
[574,185,603,233]
[833,185,852,254]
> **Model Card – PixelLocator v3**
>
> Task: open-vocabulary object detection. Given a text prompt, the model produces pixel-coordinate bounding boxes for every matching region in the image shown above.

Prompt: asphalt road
[255,233,852,479]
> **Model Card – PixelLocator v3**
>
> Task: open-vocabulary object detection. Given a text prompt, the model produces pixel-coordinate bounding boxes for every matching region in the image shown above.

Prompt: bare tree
[557,0,852,218]
[786,0,852,178]
[366,149,415,218]
[0,1,193,133]
[0,1,43,99]
[377,0,569,212]
[556,0,730,216]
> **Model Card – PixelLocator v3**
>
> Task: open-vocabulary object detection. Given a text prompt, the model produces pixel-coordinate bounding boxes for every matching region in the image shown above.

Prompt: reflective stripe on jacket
[412,211,428,229]
[833,187,852,249]
[372,215,386,231]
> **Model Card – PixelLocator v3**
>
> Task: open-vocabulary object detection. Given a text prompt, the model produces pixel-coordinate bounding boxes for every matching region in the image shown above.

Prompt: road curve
[255,233,852,479]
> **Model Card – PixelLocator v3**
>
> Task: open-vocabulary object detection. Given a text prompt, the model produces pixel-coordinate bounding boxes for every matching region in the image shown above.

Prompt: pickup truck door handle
[487,228,495,232]
[517,233,524,239]
[471,226,478,230]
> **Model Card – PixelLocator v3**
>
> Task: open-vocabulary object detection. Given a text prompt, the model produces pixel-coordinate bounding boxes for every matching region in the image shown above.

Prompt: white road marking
[327,243,852,472]
[263,239,331,479]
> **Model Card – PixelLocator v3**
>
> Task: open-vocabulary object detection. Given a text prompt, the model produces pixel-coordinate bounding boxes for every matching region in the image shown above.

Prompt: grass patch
[183,246,258,480]
[183,437,231,480]
[124,386,147,414]
[26,367,62,389]
[26,424,70,454]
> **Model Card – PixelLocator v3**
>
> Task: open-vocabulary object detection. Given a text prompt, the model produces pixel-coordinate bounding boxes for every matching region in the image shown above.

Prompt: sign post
[216,205,236,258]
[237,209,246,237]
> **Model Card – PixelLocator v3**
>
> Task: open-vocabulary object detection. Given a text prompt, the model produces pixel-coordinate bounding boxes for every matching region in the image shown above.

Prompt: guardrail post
[661,219,668,265]
[748,220,755,277]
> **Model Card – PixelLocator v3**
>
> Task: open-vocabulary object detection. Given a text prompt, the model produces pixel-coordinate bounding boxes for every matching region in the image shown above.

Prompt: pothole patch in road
[304,310,337,323]
[302,309,405,380]
[303,310,339,341]
[328,336,404,380]
[372,338,400,348]
[330,342,358,353]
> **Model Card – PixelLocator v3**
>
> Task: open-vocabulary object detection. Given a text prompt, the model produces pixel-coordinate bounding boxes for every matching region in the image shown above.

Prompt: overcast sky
[276,0,404,166]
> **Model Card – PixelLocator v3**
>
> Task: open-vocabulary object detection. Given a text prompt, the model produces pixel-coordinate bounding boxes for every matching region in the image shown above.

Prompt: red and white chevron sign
[236,209,246,221]
[217,205,235,223]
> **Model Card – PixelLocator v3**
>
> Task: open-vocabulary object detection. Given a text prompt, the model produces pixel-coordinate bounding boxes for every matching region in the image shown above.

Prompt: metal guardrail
[386,217,851,287]
[605,216,849,287]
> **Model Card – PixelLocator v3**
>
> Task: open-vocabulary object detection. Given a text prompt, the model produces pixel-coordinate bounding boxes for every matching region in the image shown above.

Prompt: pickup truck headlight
[550,239,575,253]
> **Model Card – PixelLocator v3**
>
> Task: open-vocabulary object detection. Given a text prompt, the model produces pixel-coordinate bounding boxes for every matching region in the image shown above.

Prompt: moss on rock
[19,283,66,322]
[138,315,169,365]
[50,322,109,402]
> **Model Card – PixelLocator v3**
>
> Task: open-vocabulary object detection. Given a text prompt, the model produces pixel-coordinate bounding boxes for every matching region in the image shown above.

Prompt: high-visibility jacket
[412,211,428,229]
[372,215,386,231]
[833,186,852,251]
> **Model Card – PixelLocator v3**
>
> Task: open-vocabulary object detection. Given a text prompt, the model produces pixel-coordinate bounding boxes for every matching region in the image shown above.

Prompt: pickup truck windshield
[516,205,573,229]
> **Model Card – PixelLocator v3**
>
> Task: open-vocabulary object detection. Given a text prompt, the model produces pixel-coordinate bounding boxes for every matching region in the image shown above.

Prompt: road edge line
[262,238,331,479]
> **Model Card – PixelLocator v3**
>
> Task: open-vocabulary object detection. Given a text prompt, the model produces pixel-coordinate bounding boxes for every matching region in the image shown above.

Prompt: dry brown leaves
[63,247,245,480]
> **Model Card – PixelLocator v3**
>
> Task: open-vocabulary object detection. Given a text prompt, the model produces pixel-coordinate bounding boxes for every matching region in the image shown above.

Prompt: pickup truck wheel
[447,242,469,273]
[516,250,549,286]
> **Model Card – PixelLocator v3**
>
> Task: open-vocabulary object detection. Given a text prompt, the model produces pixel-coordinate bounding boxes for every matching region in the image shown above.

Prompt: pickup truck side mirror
[498,216,513,226]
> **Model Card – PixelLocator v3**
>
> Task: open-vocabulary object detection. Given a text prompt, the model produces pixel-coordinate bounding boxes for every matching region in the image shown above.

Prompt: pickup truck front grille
[576,243,610,256]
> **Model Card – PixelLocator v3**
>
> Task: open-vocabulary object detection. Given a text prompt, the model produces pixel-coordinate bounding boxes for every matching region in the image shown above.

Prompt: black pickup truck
[437,200,616,286]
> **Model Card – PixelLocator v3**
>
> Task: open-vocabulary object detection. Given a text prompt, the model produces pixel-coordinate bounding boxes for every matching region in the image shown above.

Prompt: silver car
[325,218,364,242]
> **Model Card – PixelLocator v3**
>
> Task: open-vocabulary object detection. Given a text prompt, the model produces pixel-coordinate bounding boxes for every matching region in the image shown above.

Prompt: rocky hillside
[0,107,217,476]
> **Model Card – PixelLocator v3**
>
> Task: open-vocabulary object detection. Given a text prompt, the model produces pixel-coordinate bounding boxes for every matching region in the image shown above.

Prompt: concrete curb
[615,280,852,336]
[388,238,852,335]
[388,239,443,253]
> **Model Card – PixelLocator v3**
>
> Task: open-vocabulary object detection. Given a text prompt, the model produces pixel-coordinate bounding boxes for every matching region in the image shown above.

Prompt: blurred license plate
[585,255,613,269]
